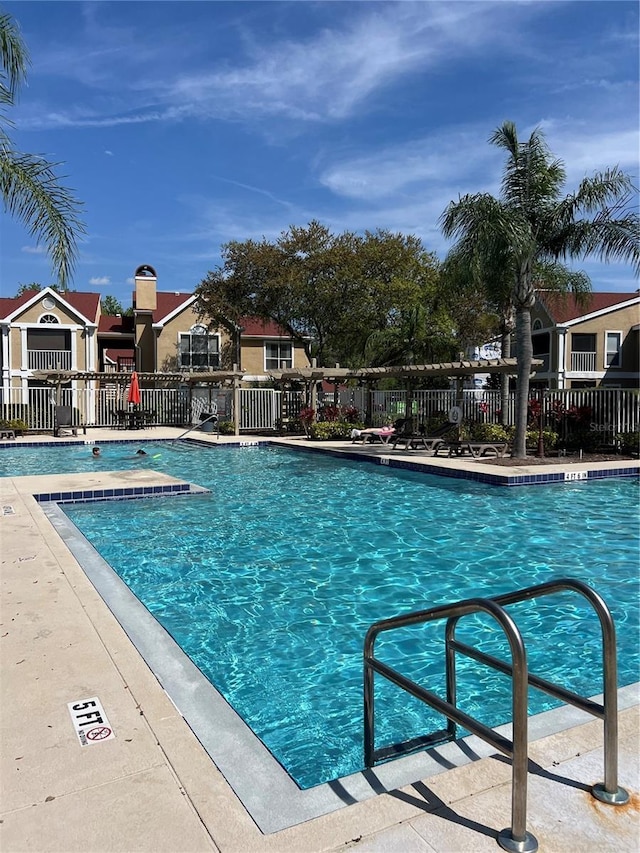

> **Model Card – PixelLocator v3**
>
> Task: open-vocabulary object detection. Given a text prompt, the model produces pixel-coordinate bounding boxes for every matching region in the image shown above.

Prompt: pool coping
[3,433,638,487]
[42,489,640,834]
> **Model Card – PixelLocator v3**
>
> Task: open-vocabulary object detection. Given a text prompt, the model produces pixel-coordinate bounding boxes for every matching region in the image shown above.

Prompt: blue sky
[1,0,638,305]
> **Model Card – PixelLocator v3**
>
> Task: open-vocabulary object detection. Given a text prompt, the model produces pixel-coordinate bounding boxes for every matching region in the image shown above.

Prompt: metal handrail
[365,597,536,852]
[448,577,628,807]
[171,411,219,444]
[363,578,629,853]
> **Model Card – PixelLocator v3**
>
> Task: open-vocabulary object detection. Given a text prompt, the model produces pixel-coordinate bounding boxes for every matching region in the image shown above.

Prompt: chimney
[134,264,157,312]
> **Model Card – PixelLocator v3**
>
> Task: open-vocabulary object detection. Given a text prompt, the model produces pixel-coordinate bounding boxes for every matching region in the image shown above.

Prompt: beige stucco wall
[10,329,22,369]
[135,278,157,312]
[16,297,85,326]
[241,338,309,377]
[8,292,94,372]
[565,305,639,381]
[532,301,639,388]
[155,307,228,372]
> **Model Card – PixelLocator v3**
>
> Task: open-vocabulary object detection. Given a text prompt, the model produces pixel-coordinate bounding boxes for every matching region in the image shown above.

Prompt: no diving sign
[67,697,115,746]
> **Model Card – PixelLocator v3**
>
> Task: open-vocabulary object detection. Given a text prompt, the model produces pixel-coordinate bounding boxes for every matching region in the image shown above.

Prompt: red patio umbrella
[127,371,141,406]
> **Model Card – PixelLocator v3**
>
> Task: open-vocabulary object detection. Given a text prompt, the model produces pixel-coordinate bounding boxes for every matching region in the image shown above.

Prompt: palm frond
[0,146,85,288]
[0,12,29,107]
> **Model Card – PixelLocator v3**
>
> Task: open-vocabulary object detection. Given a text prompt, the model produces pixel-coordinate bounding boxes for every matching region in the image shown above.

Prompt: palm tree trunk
[512,306,533,458]
[500,321,512,426]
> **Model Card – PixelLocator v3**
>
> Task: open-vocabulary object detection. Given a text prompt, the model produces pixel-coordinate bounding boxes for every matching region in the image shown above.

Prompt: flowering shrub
[341,406,360,423]
[298,407,316,424]
[527,398,542,424]
[319,405,341,422]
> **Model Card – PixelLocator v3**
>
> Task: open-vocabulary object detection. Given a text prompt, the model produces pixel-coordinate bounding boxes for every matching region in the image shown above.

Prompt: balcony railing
[570,351,597,372]
[104,360,135,372]
[28,350,72,371]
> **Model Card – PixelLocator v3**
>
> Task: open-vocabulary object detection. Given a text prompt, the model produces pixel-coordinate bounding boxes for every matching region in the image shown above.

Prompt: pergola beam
[268,358,541,383]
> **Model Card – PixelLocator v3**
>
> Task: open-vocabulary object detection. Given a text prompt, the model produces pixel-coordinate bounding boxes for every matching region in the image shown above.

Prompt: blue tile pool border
[2,436,638,487]
[33,481,209,505]
[278,441,640,487]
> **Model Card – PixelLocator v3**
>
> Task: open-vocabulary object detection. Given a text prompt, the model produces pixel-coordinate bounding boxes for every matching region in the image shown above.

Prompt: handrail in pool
[363,577,629,853]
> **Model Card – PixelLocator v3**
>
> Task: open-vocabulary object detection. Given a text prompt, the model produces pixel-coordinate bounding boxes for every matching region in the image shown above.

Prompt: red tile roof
[104,347,135,363]
[98,314,134,334]
[66,292,100,321]
[0,292,32,319]
[133,291,194,323]
[241,316,293,337]
[0,289,100,322]
[538,291,638,324]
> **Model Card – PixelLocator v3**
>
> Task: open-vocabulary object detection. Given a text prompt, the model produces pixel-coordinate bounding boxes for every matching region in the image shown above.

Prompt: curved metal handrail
[363,577,629,853]
[364,596,536,852]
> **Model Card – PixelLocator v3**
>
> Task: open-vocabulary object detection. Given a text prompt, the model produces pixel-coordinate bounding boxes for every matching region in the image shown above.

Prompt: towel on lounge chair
[351,425,396,444]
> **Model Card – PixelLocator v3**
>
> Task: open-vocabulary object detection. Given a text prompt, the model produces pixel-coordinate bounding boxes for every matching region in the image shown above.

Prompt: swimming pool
[37,443,639,790]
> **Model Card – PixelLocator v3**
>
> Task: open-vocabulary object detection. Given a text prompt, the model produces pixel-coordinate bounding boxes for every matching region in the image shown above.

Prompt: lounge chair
[54,405,86,437]
[435,440,509,458]
[390,418,458,452]
[351,418,409,445]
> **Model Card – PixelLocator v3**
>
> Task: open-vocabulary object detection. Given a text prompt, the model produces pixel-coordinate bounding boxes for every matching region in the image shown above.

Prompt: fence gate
[239,388,277,431]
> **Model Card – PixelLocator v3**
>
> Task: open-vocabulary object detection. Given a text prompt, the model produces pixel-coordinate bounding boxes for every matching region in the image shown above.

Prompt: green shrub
[561,429,599,452]
[525,428,559,450]
[309,421,354,440]
[0,418,28,433]
[218,421,235,435]
[468,422,509,442]
[616,431,640,455]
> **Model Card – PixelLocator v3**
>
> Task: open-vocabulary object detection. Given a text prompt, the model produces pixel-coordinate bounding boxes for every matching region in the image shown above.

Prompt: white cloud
[537,122,640,181]
[104,150,114,156]
[89,276,110,286]
[20,1,541,130]
[165,2,525,124]
[319,127,502,201]
[21,245,46,255]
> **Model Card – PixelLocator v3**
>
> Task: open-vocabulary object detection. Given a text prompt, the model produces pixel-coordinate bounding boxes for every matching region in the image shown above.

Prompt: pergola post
[232,365,240,436]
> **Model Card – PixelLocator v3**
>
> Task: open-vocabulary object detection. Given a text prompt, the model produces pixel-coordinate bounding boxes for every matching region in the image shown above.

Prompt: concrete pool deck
[1,428,638,852]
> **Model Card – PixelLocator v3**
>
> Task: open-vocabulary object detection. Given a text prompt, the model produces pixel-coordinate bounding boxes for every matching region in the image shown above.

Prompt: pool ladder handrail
[363,577,629,853]
[172,411,219,444]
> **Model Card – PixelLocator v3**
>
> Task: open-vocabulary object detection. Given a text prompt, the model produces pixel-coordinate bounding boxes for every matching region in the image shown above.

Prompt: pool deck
[1,428,638,852]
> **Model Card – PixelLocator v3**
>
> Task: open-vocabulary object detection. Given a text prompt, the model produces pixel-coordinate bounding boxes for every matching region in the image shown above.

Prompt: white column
[70,327,78,370]
[85,326,96,371]
[557,328,567,389]
[1,325,10,394]
[20,327,27,370]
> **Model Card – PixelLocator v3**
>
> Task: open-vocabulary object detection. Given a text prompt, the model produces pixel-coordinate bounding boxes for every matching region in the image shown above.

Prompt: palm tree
[0,11,84,289]
[441,121,639,457]
[440,247,511,421]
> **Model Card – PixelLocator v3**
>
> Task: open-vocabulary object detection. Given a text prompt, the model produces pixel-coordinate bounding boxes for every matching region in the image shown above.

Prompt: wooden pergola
[268,358,542,427]
[31,368,246,434]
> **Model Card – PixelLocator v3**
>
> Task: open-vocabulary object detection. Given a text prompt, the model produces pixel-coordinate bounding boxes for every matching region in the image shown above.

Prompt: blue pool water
[3,442,639,788]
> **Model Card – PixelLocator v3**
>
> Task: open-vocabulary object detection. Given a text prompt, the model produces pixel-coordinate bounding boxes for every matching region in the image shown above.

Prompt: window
[532,332,549,356]
[39,313,59,324]
[265,341,292,370]
[532,318,543,331]
[179,325,219,370]
[605,331,622,368]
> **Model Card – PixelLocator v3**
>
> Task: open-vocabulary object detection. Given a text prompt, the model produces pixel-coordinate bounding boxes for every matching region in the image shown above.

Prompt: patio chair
[351,418,403,444]
[54,405,86,437]
[390,417,457,452]
[352,418,409,445]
